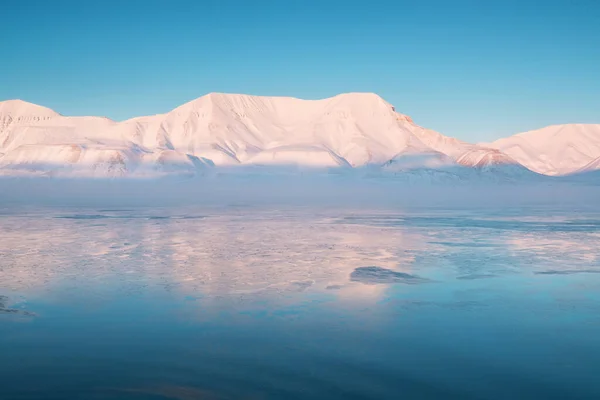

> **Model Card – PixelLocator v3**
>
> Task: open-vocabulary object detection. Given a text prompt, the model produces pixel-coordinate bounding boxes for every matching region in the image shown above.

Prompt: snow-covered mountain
[0,93,559,178]
[485,124,600,176]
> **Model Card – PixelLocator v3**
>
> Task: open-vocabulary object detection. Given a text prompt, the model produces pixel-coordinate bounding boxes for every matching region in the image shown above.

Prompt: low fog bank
[1,173,598,212]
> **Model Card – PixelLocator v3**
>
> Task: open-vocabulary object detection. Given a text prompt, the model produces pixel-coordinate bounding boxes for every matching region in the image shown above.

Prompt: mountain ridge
[0,93,597,178]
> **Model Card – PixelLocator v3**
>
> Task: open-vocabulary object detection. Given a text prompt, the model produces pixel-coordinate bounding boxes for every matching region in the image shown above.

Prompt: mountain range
[1,93,598,179]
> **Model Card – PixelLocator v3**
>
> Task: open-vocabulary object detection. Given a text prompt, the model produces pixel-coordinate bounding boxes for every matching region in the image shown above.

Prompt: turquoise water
[1,207,600,399]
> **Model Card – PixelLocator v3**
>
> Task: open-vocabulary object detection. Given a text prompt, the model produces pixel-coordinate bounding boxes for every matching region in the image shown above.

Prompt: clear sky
[2,0,599,142]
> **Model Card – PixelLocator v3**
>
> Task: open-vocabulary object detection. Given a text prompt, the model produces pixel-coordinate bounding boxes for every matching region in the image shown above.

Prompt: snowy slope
[485,124,600,176]
[1,100,60,150]
[575,156,600,174]
[0,93,530,178]
[0,99,59,128]
[0,101,211,177]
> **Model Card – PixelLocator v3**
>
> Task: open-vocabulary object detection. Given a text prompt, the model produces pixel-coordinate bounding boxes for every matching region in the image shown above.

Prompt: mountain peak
[487,123,600,175]
[331,92,387,100]
[0,99,60,118]
[180,92,393,109]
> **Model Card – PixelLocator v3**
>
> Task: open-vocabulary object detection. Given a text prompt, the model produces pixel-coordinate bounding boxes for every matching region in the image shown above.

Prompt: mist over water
[1,176,600,399]
[1,173,598,209]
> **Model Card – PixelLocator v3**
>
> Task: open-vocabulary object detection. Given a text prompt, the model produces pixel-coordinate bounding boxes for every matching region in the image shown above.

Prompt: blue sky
[2,0,599,142]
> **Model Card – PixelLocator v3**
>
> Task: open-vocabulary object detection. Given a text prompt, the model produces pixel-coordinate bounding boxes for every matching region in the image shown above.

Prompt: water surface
[1,206,600,399]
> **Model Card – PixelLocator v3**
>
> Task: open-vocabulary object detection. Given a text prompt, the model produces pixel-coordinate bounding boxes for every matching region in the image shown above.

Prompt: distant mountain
[0,93,562,179]
[485,124,600,176]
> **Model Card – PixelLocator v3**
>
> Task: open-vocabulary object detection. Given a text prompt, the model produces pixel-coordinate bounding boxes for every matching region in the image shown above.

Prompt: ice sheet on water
[535,270,600,275]
[340,215,600,232]
[350,266,429,285]
[1,204,599,303]
[55,214,206,220]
